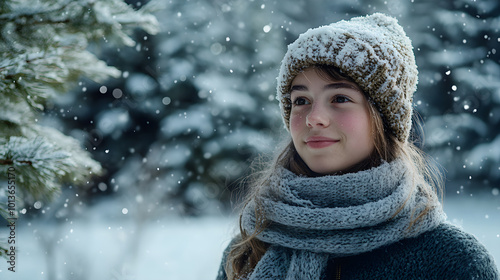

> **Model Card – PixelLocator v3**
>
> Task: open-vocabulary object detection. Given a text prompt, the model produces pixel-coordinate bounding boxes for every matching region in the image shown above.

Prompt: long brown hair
[225,65,443,279]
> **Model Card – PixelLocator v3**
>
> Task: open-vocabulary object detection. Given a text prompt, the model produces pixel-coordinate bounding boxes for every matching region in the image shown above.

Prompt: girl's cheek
[290,112,305,132]
[338,113,367,133]
[338,115,355,131]
[340,112,373,146]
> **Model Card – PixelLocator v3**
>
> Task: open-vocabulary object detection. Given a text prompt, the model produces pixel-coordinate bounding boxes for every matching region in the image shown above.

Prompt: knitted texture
[277,13,418,143]
[215,223,500,279]
[240,160,446,279]
[321,223,500,279]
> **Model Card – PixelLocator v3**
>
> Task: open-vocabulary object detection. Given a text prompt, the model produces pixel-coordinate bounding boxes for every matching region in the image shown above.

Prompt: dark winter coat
[215,223,499,280]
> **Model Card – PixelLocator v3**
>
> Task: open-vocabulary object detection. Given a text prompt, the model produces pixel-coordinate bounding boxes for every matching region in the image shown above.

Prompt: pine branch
[0,159,33,165]
[0,137,65,199]
[0,0,160,111]
[0,0,160,259]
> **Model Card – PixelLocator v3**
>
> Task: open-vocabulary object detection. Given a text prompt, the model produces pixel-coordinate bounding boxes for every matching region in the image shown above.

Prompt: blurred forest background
[59,0,500,211]
[1,0,499,279]
[39,0,500,215]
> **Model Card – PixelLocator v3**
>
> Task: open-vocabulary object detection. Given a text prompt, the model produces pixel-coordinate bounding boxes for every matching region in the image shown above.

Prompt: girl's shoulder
[331,222,498,279]
[418,222,493,257]
[403,222,499,278]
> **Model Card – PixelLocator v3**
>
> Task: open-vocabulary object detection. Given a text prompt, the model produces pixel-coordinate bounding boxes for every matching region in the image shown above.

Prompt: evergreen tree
[0,0,159,256]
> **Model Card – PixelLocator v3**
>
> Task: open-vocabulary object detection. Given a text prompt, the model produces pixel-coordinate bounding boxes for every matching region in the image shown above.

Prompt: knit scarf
[241,159,446,280]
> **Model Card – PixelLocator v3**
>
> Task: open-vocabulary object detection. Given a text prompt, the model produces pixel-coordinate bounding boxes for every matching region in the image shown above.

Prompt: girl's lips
[305,136,339,149]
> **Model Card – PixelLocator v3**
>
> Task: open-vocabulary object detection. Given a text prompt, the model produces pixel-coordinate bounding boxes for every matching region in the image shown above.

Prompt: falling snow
[2,0,499,278]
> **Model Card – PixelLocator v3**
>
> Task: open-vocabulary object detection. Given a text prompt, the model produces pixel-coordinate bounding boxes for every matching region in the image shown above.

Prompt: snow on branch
[0,0,160,110]
[0,0,160,256]
[0,136,67,202]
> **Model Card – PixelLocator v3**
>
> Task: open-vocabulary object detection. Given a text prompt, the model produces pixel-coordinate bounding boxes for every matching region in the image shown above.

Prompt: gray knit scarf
[241,159,446,280]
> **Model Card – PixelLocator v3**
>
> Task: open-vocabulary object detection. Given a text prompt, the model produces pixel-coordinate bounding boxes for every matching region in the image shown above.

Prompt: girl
[216,13,499,279]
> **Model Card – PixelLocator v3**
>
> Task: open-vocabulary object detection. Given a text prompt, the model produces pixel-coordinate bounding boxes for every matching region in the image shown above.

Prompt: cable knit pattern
[240,160,446,279]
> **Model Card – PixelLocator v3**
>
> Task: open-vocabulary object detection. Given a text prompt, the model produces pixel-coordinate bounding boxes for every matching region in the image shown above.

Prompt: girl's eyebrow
[290,82,359,92]
[324,82,359,91]
[290,85,308,92]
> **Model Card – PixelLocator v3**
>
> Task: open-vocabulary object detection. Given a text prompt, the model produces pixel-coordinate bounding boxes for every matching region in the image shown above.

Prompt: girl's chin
[307,165,343,175]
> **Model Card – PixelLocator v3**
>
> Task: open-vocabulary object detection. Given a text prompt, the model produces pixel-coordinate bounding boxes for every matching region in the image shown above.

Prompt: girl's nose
[306,103,330,128]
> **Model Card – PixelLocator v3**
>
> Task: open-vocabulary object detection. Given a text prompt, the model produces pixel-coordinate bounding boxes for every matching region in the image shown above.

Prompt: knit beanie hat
[277,13,418,143]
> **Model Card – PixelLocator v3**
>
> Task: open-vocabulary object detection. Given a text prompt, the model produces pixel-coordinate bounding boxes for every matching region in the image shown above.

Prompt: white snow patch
[161,106,214,138]
[97,108,130,136]
[425,113,488,146]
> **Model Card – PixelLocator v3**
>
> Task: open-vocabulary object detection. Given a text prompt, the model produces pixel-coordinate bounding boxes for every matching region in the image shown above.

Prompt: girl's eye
[333,95,351,103]
[292,97,310,106]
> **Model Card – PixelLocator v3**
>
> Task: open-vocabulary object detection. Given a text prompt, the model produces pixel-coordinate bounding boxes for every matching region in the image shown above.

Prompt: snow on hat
[277,13,418,143]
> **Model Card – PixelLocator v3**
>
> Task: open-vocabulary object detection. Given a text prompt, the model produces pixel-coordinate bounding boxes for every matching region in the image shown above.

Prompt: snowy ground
[0,192,499,280]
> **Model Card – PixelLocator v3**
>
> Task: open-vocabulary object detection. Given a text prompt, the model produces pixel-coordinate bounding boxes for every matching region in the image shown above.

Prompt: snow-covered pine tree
[0,0,159,256]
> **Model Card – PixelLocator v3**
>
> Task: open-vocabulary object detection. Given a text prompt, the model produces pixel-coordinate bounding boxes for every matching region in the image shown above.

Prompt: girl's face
[289,67,375,175]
